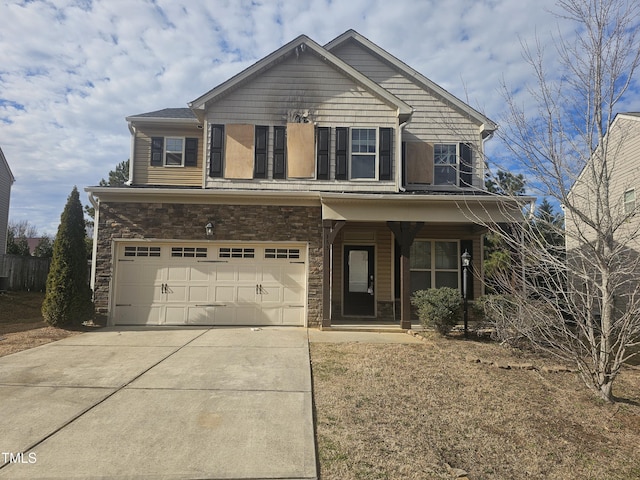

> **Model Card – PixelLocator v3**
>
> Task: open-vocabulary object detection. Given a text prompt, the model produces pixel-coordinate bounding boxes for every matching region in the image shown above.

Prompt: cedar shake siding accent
[94,202,323,327]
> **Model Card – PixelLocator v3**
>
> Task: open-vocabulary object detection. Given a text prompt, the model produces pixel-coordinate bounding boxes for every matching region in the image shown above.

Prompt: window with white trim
[350,128,377,179]
[434,144,457,185]
[624,188,636,215]
[165,137,184,166]
[409,240,459,293]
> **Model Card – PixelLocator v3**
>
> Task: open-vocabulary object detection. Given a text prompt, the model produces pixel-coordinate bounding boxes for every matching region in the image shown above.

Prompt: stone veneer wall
[94,202,323,327]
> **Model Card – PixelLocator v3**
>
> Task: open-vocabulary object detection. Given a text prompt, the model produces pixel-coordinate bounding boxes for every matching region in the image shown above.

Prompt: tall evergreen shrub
[42,186,93,326]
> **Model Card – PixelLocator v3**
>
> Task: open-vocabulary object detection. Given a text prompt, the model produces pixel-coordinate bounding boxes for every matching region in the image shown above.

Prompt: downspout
[396,114,412,192]
[88,191,99,294]
[125,123,136,186]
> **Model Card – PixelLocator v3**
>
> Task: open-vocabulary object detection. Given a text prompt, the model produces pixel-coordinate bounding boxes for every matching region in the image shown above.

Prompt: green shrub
[411,287,462,335]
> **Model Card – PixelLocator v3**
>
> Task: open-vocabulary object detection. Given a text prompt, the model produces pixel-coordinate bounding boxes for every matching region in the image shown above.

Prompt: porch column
[322,220,345,328]
[387,221,424,329]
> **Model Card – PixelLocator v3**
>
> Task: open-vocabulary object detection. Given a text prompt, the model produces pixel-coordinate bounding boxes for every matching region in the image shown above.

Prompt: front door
[343,245,375,316]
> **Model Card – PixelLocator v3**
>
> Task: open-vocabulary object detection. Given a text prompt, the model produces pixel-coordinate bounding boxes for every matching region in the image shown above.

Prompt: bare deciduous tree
[479,0,640,402]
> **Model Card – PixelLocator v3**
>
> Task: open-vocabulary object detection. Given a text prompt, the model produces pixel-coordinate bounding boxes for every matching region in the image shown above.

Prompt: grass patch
[311,336,640,480]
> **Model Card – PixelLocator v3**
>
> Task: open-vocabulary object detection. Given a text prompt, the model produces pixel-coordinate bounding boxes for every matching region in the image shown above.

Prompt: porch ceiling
[320,192,533,224]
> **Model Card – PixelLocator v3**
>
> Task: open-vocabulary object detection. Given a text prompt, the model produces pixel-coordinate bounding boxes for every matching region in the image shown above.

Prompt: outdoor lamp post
[461,250,471,337]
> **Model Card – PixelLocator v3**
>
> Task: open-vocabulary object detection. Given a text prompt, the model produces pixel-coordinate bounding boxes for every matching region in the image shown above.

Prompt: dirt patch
[0,291,97,357]
[311,332,640,480]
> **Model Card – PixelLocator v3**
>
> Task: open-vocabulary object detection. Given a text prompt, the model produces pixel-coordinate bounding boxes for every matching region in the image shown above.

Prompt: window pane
[410,241,431,269]
[165,138,183,166]
[352,155,376,178]
[435,271,459,289]
[352,129,376,153]
[434,144,456,164]
[411,271,431,293]
[435,241,458,269]
[434,165,456,185]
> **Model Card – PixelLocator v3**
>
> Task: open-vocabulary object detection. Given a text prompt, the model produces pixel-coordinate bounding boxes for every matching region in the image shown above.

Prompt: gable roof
[188,34,413,120]
[0,147,16,184]
[325,29,497,135]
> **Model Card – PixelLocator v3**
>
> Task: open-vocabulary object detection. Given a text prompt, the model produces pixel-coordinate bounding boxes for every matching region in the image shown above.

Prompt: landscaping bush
[411,287,462,335]
[473,294,522,345]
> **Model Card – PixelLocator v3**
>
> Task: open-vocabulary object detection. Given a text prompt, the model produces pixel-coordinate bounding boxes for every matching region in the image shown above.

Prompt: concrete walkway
[0,327,316,479]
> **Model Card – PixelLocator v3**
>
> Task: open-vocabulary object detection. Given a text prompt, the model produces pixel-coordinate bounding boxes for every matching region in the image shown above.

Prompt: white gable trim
[0,147,15,184]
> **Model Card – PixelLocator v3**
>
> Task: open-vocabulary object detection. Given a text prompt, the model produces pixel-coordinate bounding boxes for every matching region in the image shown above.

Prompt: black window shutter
[151,137,163,166]
[335,127,348,180]
[185,138,198,167]
[379,127,392,180]
[273,126,286,179]
[459,143,472,187]
[209,125,224,178]
[316,127,330,180]
[254,126,268,178]
[460,239,474,299]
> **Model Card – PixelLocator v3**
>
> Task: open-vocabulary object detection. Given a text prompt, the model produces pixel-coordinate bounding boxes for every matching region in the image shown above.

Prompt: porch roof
[319,192,534,224]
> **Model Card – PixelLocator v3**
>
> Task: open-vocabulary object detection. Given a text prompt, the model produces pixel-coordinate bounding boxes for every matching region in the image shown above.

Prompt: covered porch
[320,193,528,330]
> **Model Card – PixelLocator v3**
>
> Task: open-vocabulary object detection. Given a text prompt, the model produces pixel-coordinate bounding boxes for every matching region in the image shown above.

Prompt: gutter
[396,115,411,192]
[87,192,100,293]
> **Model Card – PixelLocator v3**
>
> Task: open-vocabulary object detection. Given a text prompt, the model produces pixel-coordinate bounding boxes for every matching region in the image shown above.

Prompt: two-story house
[86,30,525,329]
[0,147,15,256]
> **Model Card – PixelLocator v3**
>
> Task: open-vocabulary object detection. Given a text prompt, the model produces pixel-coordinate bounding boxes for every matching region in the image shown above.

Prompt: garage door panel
[237,266,259,281]
[189,266,209,281]
[214,265,236,281]
[167,266,189,282]
[188,286,209,303]
[166,286,188,302]
[165,307,187,324]
[117,284,160,305]
[261,266,282,283]
[214,286,235,302]
[237,286,257,303]
[187,307,210,324]
[283,307,305,326]
[283,286,305,303]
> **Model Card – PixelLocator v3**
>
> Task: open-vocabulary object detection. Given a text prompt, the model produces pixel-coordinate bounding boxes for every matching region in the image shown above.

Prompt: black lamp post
[461,250,471,337]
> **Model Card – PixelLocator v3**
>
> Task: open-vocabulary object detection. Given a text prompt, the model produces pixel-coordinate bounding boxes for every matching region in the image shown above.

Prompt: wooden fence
[0,254,51,292]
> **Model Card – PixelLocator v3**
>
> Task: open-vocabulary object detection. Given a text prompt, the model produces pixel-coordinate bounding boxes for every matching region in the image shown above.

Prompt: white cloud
[0,0,637,235]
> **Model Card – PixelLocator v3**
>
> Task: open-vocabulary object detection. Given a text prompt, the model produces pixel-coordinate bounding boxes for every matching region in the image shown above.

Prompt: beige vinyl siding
[204,51,398,190]
[133,125,203,186]
[0,160,13,255]
[566,116,640,252]
[332,41,485,188]
[207,51,397,126]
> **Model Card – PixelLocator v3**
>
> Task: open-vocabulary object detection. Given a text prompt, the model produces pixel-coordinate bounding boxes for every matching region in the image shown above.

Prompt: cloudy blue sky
[1,0,639,235]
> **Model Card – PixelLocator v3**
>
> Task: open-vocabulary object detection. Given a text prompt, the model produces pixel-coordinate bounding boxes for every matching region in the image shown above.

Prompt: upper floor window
[165,138,184,166]
[433,143,473,187]
[351,128,377,179]
[150,136,198,168]
[434,144,457,185]
[624,188,636,215]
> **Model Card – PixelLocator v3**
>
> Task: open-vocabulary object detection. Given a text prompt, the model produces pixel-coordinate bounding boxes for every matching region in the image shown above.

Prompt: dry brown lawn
[0,291,88,357]
[3,292,640,479]
[311,333,640,480]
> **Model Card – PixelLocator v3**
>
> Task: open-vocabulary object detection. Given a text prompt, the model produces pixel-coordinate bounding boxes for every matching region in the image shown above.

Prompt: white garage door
[112,243,307,326]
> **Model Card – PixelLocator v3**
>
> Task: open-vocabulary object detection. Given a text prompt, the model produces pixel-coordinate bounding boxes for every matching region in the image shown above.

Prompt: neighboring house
[86,30,525,329]
[566,113,640,247]
[0,147,16,256]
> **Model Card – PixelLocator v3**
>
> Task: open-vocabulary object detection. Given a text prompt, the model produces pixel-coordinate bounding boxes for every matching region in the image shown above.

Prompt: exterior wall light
[461,250,472,336]
[205,222,214,237]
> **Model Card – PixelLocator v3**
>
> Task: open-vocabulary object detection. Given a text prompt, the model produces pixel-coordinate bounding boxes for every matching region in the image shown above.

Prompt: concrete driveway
[0,326,317,479]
